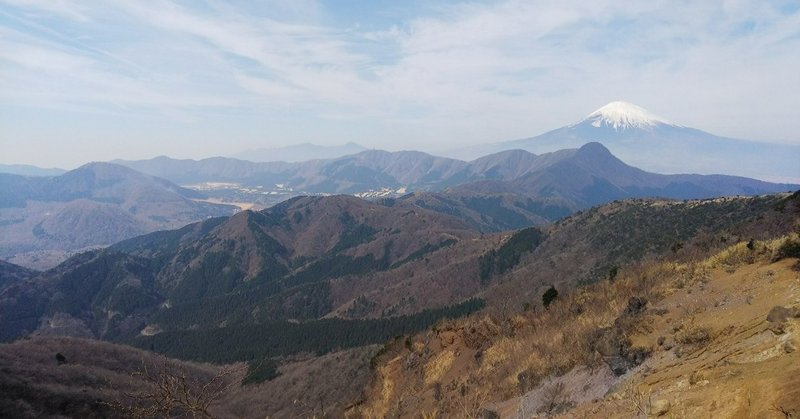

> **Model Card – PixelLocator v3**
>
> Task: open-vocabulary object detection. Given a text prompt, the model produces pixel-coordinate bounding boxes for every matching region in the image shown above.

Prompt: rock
[479,408,500,419]
[769,322,786,335]
[590,327,651,376]
[606,356,630,376]
[404,352,419,369]
[650,399,671,416]
[657,336,665,346]
[767,306,792,323]
[785,342,796,354]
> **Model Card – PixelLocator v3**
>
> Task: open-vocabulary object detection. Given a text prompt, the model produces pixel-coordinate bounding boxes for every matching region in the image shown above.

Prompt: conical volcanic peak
[583,101,674,130]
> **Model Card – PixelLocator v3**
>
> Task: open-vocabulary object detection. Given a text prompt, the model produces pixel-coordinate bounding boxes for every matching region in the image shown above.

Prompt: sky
[1,0,799,169]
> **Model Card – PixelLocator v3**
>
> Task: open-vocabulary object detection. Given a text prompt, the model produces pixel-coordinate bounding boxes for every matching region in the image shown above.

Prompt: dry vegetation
[354,234,800,418]
[0,337,378,418]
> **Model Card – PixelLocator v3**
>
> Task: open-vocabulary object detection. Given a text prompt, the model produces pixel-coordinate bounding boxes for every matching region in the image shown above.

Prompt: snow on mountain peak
[583,101,673,130]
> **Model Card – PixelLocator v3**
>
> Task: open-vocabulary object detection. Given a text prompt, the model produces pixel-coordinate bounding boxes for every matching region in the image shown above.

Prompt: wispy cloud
[0,0,798,167]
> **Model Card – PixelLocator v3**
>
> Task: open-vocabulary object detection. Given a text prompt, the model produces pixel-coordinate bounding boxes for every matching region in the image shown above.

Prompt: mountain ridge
[441,102,800,181]
[0,162,235,269]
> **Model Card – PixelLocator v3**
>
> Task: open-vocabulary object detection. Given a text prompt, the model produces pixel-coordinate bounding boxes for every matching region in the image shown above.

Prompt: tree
[107,357,243,418]
[542,286,558,308]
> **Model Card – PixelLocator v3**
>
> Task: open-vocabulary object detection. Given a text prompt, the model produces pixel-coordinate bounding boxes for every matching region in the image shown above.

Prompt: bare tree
[106,357,243,418]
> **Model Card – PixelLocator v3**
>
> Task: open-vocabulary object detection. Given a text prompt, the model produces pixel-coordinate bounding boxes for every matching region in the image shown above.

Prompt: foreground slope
[0,336,379,418]
[356,234,800,418]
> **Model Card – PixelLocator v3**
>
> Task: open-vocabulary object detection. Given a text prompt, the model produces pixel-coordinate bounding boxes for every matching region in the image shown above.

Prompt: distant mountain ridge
[0,162,235,269]
[117,143,796,195]
[0,163,66,177]
[442,101,800,182]
[114,143,797,232]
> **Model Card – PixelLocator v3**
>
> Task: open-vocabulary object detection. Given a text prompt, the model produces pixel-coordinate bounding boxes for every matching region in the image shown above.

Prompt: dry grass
[357,236,798,417]
[424,350,455,385]
[704,233,799,271]
[0,336,379,419]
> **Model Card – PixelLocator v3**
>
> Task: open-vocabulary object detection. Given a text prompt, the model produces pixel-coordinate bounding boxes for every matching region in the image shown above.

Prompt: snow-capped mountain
[583,101,674,130]
[442,101,800,182]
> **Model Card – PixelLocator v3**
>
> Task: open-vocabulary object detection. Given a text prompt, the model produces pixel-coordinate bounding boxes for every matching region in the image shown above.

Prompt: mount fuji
[444,101,799,182]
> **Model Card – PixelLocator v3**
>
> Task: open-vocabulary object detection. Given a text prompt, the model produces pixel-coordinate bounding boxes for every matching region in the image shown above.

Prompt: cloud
[0,0,798,167]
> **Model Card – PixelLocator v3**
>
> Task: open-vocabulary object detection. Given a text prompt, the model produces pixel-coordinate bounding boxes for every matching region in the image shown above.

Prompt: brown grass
[356,236,797,417]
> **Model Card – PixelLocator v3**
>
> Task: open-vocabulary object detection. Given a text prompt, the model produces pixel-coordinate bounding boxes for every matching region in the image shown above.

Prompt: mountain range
[0,169,797,418]
[2,82,800,418]
[2,190,794,344]
[0,162,235,269]
[443,101,800,182]
[0,189,797,418]
[2,141,795,271]
[0,164,66,177]
[114,142,796,229]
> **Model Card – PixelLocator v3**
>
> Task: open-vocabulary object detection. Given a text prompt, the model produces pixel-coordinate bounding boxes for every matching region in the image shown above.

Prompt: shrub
[542,287,558,308]
[775,239,800,260]
[675,325,711,346]
[241,359,279,386]
[608,266,619,282]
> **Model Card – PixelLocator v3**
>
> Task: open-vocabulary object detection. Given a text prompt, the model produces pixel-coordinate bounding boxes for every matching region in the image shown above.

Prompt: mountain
[0,163,66,177]
[1,191,797,417]
[115,150,470,191]
[115,144,796,227]
[231,142,368,162]
[443,101,800,182]
[452,143,796,209]
[2,191,795,343]
[386,143,795,232]
[0,194,484,343]
[0,260,37,291]
[0,162,235,269]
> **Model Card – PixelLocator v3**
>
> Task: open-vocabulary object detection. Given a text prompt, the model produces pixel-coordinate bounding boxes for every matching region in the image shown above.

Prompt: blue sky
[1,0,799,168]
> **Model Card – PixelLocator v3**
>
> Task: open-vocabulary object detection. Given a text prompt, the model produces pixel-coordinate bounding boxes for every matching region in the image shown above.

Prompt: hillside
[1,192,797,418]
[0,335,379,418]
[0,195,485,345]
[0,260,37,291]
[0,163,236,269]
[356,234,800,418]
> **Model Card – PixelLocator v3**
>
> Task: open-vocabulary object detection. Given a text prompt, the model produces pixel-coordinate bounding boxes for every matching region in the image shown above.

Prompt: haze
[1,0,799,169]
